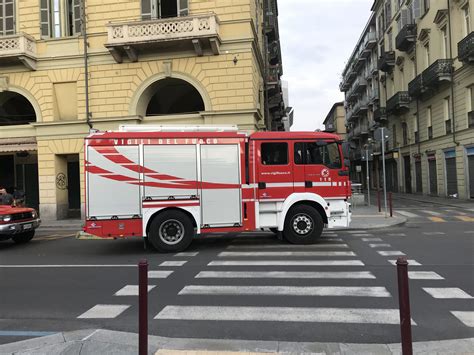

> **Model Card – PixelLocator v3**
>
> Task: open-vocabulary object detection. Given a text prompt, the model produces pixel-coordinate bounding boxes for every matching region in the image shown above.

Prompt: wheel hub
[159,219,185,245]
[292,214,313,235]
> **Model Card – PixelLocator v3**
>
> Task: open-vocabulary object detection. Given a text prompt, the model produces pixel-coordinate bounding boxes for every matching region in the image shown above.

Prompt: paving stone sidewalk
[0,329,472,355]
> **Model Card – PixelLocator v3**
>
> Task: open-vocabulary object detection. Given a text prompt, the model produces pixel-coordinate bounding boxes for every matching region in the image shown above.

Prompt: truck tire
[283,205,323,244]
[148,210,194,252]
[12,230,35,244]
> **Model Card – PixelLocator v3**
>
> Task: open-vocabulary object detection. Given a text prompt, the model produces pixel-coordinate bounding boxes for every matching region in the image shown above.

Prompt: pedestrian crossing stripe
[177,285,392,297]
[397,210,419,218]
[194,271,377,279]
[388,259,421,266]
[451,311,474,327]
[208,260,365,266]
[456,216,474,222]
[218,251,356,257]
[423,288,473,299]
[428,217,446,223]
[154,306,416,325]
[226,243,349,249]
[114,285,155,296]
[78,304,130,319]
[408,272,444,280]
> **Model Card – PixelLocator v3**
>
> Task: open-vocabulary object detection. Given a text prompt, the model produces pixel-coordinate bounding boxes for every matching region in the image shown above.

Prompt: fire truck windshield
[295,141,342,169]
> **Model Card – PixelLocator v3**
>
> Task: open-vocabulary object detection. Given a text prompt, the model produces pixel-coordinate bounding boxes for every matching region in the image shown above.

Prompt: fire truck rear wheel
[283,205,323,244]
[149,210,194,252]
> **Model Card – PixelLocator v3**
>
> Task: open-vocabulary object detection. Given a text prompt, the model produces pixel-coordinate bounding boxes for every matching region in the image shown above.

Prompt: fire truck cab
[84,126,351,252]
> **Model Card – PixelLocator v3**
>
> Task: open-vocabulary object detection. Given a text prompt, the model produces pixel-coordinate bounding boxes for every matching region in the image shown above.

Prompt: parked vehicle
[83,125,351,252]
[0,205,41,244]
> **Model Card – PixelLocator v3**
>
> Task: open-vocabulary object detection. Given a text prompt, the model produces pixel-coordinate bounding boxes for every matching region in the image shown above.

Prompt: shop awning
[0,137,37,153]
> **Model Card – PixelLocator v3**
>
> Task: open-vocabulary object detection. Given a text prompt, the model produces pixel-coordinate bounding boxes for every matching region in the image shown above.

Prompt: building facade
[323,102,347,141]
[0,0,286,220]
[341,0,474,199]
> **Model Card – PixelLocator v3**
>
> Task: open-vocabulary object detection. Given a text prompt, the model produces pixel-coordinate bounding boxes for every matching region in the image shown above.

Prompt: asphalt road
[1,198,473,346]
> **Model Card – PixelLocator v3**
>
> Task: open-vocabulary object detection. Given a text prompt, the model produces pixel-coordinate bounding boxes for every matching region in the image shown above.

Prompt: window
[441,26,448,59]
[141,0,188,20]
[427,106,433,139]
[444,96,450,120]
[387,29,393,51]
[423,0,430,14]
[424,42,430,68]
[385,1,392,28]
[40,0,81,38]
[0,0,15,36]
[261,143,288,165]
[393,124,397,147]
[414,117,419,143]
[402,122,408,145]
[294,142,341,169]
[464,4,471,36]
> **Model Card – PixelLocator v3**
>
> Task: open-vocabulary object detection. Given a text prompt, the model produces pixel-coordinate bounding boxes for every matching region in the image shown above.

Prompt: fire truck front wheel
[148,210,194,252]
[283,205,323,244]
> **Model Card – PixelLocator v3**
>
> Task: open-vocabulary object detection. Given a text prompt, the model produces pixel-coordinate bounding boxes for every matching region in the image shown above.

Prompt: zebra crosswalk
[396,209,474,223]
[75,234,473,337]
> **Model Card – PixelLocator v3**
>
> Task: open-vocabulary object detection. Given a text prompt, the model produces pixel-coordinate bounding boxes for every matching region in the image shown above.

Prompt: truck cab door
[256,141,293,200]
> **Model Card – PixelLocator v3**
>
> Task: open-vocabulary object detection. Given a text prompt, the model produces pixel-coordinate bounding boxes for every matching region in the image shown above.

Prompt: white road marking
[178,286,391,297]
[322,238,344,242]
[195,271,376,279]
[346,231,366,234]
[208,260,365,266]
[422,232,445,236]
[114,285,155,296]
[408,272,444,280]
[218,251,356,257]
[362,238,383,242]
[424,211,442,216]
[78,304,130,319]
[397,210,419,218]
[369,243,391,248]
[174,252,199,257]
[155,306,413,325]
[226,244,349,249]
[388,259,421,266]
[377,250,406,256]
[451,311,474,327]
[423,288,473,299]
[387,233,406,237]
[352,234,374,237]
[148,270,174,278]
[464,231,474,234]
[159,261,187,267]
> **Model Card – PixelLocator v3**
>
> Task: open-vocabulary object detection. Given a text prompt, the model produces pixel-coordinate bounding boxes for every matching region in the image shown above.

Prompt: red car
[0,205,41,244]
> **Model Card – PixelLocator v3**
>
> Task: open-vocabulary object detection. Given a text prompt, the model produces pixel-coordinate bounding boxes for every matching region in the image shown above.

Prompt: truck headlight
[31,210,37,219]
[1,215,11,222]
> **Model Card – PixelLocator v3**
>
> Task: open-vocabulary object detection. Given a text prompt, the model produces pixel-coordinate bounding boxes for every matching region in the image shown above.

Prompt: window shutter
[178,0,188,17]
[72,0,82,34]
[385,3,392,27]
[141,0,152,20]
[40,0,51,38]
[401,9,408,27]
[412,0,421,20]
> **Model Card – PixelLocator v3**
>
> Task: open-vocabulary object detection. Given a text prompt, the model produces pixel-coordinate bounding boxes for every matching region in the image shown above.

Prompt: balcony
[378,51,395,72]
[268,40,281,65]
[423,59,453,87]
[353,98,369,115]
[408,74,425,98]
[0,33,37,70]
[396,24,417,52]
[353,77,368,93]
[267,65,280,86]
[458,31,474,64]
[386,91,411,115]
[360,121,369,136]
[325,122,336,133]
[369,88,379,104]
[105,14,221,63]
[364,32,377,50]
[374,107,387,122]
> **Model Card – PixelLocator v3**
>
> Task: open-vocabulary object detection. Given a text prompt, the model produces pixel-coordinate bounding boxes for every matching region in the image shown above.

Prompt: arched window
[0,91,36,126]
[146,78,205,116]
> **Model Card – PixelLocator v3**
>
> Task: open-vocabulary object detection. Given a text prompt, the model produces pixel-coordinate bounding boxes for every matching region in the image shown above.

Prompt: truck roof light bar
[118,125,239,133]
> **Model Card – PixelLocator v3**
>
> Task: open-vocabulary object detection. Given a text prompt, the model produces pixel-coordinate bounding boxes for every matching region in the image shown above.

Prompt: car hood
[0,205,34,215]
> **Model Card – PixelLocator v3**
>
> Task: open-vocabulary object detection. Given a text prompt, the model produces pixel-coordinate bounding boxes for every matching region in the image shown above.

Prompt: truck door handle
[305,181,313,188]
[258,182,266,189]
[338,170,349,176]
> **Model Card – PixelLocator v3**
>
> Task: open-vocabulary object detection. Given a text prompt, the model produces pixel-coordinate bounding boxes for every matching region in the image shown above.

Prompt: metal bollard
[377,189,381,213]
[138,260,148,355]
[389,192,393,217]
[396,257,413,355]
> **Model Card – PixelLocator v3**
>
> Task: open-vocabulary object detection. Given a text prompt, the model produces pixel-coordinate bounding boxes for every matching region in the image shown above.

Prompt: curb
[0,329,473,355]
[332,216,407,231]
[394,194,474,209]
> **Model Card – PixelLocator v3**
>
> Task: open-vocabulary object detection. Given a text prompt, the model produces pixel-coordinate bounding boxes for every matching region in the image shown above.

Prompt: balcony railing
[374,107,387,122]
[408,74,425,98]
[0,33,37,70]
[396,24,417,52]
[369,88,379,103]
[353,77,367,93]
[267,65,280,86]
[378,51,395,72]
[386,91,411,115]
[353,98,369,115]
[105,14,220,62]
[364,32,377,50]
[360,121,369,135]
[423,59,453,87]
[458,31,474,64]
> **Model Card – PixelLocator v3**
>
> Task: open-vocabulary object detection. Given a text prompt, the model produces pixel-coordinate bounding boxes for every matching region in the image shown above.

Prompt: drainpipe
[81,0,93,130]
[447,0,459,145]
[413,31,421,155]
[263,0,270,131]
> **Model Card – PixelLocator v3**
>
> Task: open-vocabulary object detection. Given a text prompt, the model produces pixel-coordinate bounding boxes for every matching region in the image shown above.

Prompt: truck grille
[11,212,33,221]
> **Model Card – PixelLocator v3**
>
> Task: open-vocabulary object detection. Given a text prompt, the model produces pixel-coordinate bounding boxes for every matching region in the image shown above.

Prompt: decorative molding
[0,76,9,92]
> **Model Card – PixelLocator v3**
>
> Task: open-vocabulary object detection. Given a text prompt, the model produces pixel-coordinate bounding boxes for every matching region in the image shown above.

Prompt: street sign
[374,127,391,142]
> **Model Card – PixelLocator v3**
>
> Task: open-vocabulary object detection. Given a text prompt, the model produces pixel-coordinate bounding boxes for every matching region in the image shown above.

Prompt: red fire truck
[84,126,351,252]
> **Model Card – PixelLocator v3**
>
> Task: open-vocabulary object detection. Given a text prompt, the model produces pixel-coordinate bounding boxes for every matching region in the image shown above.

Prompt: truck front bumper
[0,218,41,235]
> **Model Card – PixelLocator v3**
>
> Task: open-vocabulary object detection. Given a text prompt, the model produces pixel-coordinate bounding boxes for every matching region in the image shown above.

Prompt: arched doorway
[0,91,36,126]
[145,78,205,116]
[0,91,39,209]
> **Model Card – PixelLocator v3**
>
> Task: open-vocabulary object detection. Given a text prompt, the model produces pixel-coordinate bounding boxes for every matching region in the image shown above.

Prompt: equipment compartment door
[200,145,241,226]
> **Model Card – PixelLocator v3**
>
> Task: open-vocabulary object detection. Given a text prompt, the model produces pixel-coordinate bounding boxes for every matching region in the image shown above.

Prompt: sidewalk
[37,219,82,232]
[337,204,406,231]
[391,192,474,210]
[0,329,472,354]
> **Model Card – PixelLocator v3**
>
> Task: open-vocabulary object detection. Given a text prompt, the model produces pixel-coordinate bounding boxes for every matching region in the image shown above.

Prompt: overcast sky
[278,0,374,131]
